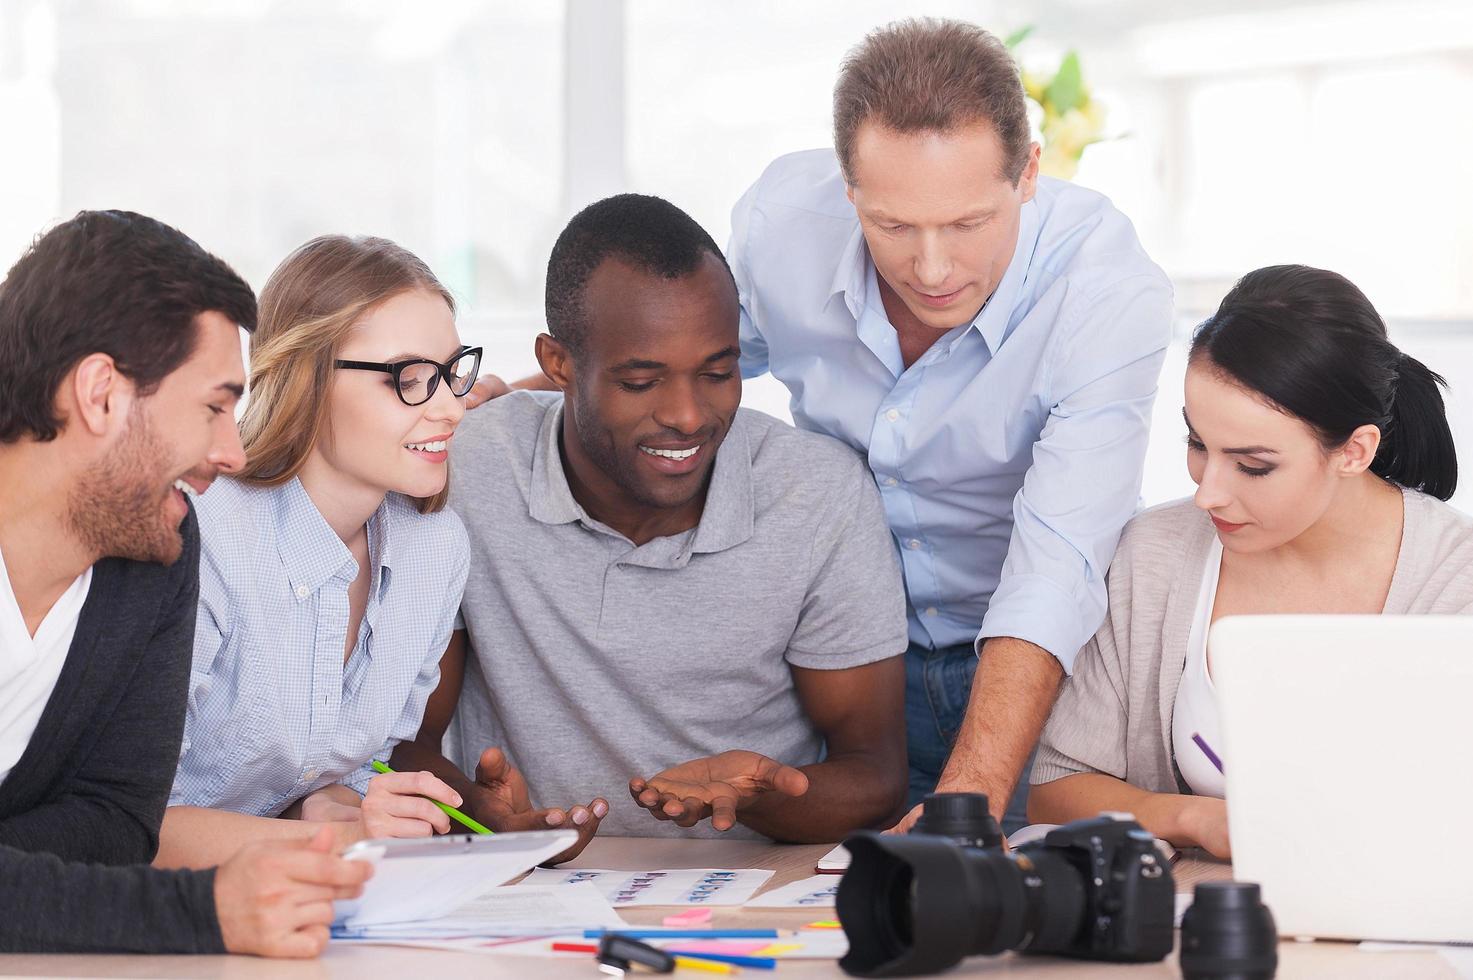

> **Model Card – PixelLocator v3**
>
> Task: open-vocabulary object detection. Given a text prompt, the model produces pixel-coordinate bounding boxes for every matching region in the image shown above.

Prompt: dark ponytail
[1379,353,1458,499]
[1190,265,1457,501]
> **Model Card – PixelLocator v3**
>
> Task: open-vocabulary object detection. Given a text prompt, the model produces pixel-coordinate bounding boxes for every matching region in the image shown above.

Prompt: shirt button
[303,769,320,781]
[295,585,309,599]
[925,607,938,617]
[883,477,898,487]
[906,539,922,550]
[885,408,900,422]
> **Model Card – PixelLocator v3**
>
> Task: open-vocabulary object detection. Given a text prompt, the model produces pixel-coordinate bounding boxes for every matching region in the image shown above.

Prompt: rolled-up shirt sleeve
[978,274,1172,672]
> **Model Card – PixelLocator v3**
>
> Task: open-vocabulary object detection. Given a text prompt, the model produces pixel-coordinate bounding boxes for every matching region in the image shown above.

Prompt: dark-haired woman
[1027,265,1473,858]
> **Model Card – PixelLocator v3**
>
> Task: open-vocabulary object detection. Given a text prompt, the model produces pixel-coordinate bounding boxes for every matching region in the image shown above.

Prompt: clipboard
[332,829,578,928]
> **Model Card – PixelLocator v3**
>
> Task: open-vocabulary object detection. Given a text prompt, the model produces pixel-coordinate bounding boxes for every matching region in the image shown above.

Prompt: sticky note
[663,907,714,926]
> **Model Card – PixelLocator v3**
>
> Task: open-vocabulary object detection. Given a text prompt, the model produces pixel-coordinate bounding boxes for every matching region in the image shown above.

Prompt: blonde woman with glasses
[156,236,602,868]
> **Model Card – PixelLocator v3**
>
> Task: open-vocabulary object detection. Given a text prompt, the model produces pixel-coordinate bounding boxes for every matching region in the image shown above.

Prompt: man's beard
[65,408,188,565]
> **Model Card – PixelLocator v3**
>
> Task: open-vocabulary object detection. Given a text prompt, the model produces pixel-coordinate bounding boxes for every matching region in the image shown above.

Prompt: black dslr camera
[836,793,1175,976]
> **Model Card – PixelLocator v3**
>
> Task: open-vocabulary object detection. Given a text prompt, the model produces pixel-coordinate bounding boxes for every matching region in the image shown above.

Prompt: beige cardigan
[1032,489,1473,793]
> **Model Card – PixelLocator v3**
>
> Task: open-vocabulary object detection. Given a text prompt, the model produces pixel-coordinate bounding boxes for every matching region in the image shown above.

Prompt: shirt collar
[686,414,754,556]
[275,476,397,599]
[972,197,1042,355]
[828,197,1044,356]
[828,221,869,321]
[528,400,755,557]
[529,402,585,526]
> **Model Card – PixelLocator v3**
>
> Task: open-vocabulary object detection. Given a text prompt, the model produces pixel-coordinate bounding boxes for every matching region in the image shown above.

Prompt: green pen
[370,759,494,835]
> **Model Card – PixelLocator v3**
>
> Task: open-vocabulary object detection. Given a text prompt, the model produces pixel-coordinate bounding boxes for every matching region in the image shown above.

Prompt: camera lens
[836,831,1086,976]
[1180,882,1278,980]
[912,792,1003,849]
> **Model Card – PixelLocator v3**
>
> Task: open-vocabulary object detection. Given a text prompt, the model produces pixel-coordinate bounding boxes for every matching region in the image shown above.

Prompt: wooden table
[0,837,1456,978]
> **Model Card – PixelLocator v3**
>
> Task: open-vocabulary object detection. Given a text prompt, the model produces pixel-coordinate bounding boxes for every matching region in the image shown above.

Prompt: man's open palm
[475,747,605,863]
[629,750,809,831]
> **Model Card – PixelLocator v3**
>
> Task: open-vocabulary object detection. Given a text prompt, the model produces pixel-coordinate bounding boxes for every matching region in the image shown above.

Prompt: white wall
[5,0,1471,513]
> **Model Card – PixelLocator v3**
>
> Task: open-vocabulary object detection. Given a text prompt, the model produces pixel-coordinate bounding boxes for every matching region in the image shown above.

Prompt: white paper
[518,866,775,907]
[333,829,578,928]
[332,883,624,940]
[1443,949,1473,979]
[816,844,849,872]
[745,874,840,908]
[1359,942,1473,978]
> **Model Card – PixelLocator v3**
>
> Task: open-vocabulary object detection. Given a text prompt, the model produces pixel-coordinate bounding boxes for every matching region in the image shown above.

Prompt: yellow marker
[804,919,842,929]
[753,943,801,956]
[674,955,740,974]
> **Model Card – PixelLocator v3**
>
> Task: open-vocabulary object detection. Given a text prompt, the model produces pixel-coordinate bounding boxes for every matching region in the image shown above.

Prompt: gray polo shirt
[445,391,907,838]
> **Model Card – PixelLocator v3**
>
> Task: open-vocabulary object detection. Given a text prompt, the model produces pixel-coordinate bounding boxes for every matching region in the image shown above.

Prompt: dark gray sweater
[0,507,225,953]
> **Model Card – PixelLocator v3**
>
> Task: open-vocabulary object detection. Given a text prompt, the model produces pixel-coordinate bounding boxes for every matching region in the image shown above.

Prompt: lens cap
[1180,881,1278,980]
[911,793,1003,849]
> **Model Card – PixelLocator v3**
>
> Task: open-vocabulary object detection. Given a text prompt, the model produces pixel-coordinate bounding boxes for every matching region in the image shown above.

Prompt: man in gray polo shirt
[437,194,909,841]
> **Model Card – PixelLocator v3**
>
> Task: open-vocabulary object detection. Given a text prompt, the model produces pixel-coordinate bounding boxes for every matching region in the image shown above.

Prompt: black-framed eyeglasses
[334,346,483,407]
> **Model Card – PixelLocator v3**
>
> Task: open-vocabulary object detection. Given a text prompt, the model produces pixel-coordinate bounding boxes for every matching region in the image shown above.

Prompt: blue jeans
[905,640,1035,836]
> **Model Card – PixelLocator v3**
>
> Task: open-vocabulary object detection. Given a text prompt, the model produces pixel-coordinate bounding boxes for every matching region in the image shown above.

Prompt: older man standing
[728,18,1173,832]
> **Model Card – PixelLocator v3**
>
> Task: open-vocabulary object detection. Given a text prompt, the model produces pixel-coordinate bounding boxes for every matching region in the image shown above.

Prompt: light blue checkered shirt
[170,476,468,817]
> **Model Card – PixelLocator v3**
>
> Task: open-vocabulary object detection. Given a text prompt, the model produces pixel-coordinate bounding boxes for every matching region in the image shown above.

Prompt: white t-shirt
[1171,536,1227,798]
[0,543,92,786]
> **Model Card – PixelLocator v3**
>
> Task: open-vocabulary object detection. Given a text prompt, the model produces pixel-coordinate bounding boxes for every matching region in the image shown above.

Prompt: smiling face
[1184,359,1381,553]
[546,253,742,525]
[66,310,247,564]
[311,288,466,503]
[846,121,1039,331]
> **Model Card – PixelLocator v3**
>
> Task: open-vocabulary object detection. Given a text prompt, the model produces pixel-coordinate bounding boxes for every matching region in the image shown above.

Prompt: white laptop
[1212,615,1473,943]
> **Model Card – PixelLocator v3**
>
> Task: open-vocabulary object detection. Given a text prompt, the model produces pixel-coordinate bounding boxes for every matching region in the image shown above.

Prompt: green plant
[1007,27,1110,180]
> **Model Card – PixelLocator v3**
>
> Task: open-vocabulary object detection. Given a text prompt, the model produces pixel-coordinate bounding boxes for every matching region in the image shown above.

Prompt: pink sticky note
[662,908,713,926]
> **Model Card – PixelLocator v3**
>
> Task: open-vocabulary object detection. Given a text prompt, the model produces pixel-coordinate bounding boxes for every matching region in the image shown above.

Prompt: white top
[1172,535,1227,798]
[0,543,92,785]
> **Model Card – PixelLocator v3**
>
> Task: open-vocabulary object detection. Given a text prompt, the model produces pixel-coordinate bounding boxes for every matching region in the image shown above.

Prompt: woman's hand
[358,769,463,840]
[1179,796,1232,859]
[294,784,364,824]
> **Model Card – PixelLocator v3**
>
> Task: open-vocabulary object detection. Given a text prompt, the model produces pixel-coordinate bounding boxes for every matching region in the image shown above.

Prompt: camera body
[1023,813,1175,962]
[836,796,1175,977]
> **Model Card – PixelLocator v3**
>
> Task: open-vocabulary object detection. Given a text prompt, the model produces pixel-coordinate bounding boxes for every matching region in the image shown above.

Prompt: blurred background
[3,0,1471,506]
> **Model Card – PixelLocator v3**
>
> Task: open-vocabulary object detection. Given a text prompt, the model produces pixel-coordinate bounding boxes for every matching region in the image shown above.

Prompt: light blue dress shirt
[730,150,1173,671]
[171,476,468,817]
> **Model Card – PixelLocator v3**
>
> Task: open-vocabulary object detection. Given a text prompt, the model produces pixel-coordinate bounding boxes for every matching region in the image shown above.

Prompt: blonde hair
[238,235,456,514]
